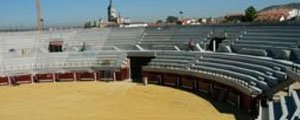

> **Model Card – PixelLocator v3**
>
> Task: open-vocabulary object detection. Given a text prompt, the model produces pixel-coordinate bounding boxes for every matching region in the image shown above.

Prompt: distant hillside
[260,3,300,12]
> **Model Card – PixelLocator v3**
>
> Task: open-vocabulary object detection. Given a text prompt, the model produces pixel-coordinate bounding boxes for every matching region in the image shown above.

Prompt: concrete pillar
[143,76,148,86]
[213,40,216,52]
[209,84,213,94]
[176,77,180,87]
[8,76,11,86]
[73,73,77,82]
[128,60,132,80]
[194,80,197,91]
[158,75,162,85]
[53,73,56,83]
[31,74,35,84]
[94,72,97,82]
[113,72,116,82]
[237,95,241,109]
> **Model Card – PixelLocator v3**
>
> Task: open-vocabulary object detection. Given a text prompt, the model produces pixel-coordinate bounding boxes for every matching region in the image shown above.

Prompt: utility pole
[36,0,43,31]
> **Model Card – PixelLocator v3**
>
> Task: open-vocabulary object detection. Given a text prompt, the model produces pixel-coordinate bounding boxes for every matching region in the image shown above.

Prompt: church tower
[107,0,117,22]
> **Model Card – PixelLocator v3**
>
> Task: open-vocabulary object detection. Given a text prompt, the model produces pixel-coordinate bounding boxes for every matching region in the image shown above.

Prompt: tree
[156,20,163,24]
[92,21,97,27]
[225,15,245,23]
[245,6,257,22]
[198,18,203,23]
[166,16,179,23]
[84,21,91,28]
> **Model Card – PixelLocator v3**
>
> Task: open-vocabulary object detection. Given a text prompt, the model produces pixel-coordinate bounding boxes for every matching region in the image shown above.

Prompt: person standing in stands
[188,39,195,51]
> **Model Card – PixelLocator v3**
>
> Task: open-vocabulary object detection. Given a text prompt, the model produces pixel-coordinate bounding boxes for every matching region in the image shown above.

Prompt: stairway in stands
[261,89,300,120]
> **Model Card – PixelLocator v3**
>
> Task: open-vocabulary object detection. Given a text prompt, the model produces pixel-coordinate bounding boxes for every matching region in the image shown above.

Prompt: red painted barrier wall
[141,70,257,116]
[198,80,210,93]
[56,73,74,81]
[77,72,95,81]
[180,77,194,90]
[162,74,177,86]
[36,74,54,82]
[0,77,9,85]
[15,75,32,84]
[116,68,129,81]
[142,72,161,84]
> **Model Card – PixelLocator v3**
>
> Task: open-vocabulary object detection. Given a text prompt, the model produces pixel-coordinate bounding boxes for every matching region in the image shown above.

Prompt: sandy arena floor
[0,82,234,120]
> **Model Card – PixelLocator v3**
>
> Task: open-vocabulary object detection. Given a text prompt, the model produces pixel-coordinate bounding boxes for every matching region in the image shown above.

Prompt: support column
[8,76,11,86]
[209,84,213,94]
[73,73,77,82]
[237,95,241,109]
[158,75,162,85]
[94,72,97,82]
[128,60,132,80]
[213,40,216,52]
[53,73,56,83]
[113,72,116,82]
[31,74,35,84]
[143,76,148,86]
[194,80,197,91]
[176,77,180,87]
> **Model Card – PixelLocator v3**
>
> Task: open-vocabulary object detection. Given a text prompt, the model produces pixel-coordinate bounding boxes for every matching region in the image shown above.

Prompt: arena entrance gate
[208,37,226,52]
[127,52,155,82]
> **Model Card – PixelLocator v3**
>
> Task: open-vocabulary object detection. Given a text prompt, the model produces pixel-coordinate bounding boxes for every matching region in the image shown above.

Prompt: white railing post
[113,72,116,82]
[53,73,56,83]
[135,44,144,51]
[213,40,216,52]
[8,76,11,86]
[73,72,77,82]
[31,74,35,84]
[94,72,97,82]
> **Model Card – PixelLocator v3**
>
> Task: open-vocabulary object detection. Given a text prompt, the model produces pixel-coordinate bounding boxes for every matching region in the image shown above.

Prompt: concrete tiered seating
[192,53,290,94]
[70,28,144,51]
[0,28,145,52]
[219,26,300,61]
[0,51,127,77]
[197,53,287,79]
[145,51,290,95]
[140,26,212,50]
[148,52,196,69]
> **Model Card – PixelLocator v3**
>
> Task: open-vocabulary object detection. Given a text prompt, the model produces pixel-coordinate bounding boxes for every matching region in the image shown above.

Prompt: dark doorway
[208,37,226,51]
[129,57,154,82]
[49,41,63,52]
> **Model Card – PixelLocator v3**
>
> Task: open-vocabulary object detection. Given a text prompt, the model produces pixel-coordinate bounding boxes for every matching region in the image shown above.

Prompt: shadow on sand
[132,80,251,120]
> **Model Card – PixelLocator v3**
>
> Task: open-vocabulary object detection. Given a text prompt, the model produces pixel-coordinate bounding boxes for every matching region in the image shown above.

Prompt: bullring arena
[0,82,235,120]
[0,23,300,120]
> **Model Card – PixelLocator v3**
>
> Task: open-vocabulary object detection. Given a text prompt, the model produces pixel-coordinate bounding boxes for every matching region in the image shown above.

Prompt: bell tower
[107,0,117,22]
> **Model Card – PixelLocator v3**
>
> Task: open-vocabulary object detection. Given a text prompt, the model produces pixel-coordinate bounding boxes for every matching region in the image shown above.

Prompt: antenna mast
[36,0,43,31]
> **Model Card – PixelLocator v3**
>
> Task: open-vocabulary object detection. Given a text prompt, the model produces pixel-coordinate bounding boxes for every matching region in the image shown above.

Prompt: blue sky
[0,0,298,28]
